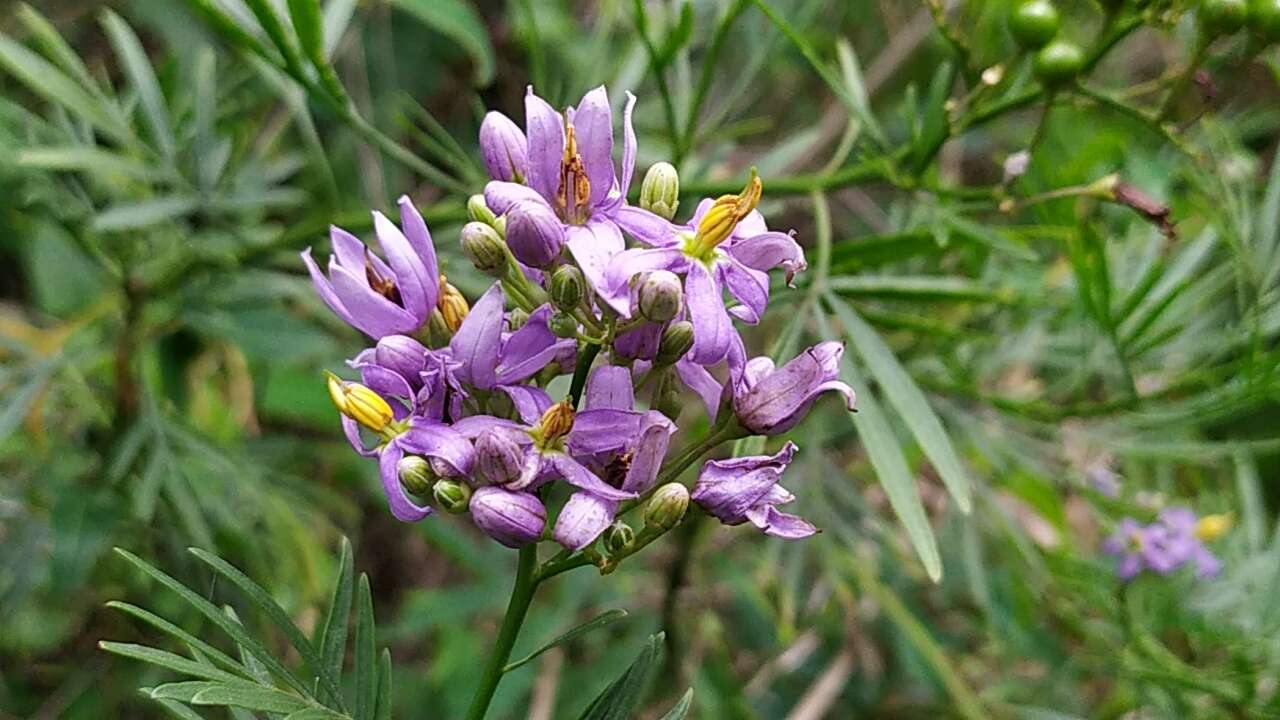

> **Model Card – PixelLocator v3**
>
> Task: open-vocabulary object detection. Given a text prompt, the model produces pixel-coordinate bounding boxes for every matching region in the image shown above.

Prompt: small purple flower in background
[731,341,856,435]
[603,172,807,365]
[302,196,440,339]
[1102,507,1229,581]
[692,442,815,539]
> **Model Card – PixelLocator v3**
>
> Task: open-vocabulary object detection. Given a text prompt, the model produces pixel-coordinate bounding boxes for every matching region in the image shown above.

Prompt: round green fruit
[1033,40,1085,86]
[1009,0,1061,49]
[1200,0,1249,36]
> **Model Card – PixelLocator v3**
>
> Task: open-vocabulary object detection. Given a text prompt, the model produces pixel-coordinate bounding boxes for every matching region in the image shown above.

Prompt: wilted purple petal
[726,231,806,283]
[745,505,816,539]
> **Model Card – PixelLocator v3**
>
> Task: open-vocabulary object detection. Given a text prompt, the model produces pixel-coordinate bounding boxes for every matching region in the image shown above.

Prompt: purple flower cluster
[306,86,855,552]
[1102,507,1224,581]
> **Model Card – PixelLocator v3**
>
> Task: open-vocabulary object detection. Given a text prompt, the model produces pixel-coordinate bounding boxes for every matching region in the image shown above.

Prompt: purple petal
[568,409,644,453]
[566,219,627,313]
[621,417,672,494]
[685,263,734,365]
[373,210,430,318]
[485,180,551,215]
[329,226,368,272]
[471,486,545,547]
[524,87,564,203]
[451,414,529,441]
[479,111,529,182]
[573,86,614,207]
[341,415,378,457]
[371,335,428,382]
[449,283,505,390]
[398,420,476,477]
[613,205,681,247]
[584,365,634,411]
[603,246,688,311]
[497,305,570,384]
[745,505,817,539]
[552,492,618,551]
[328,260,418,338]
[727,231,807,283]
[358,363,414,403]
[619,91,638,199]
[675,357,724,422]
[613,323,662,361]
[496,384,554,425]
[398,196,440,309]
[378,441,433,522]
[301,247,359,330]
[720,257,770,325]
[549,454,635,501]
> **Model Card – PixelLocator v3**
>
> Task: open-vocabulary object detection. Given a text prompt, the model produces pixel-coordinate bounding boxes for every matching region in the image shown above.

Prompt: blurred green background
[2,0,1280,717]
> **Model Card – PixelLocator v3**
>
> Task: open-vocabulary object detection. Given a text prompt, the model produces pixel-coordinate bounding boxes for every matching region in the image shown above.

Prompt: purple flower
[302,196,440,339]
[552,366,674,550]
[731,341,856,435]
[1102,508,1222,581]
[470,486,545,547]
[479,111,529,183]
[603,178,807,365]
[348,336,467,422]
[691,442,815,539]
[341,411,474,523]
[484,85,661,309]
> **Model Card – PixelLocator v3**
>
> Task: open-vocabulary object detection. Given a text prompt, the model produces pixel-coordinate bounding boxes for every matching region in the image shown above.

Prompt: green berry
[1009,0,1061,49]
[1200,0,1249,35]
[1033,40,1085,87]
[1248,0,1280,43]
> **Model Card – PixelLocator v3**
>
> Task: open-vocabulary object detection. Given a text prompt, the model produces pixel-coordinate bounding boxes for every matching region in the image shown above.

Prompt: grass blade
[316,537,355,682]
[504,609,629,673]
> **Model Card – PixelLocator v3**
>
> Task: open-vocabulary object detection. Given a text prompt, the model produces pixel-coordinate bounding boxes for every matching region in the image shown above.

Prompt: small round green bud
[1247,0,1280,42]
[1033,40,1084,87]
[507,307,529,331]
[1201,0,1248,35]
[433,479,472,514]
[654,320,694,366]
[460,222,508,275]
[397,455,437,496]
[639,162,680,221]
[653,375,684,422]
[644,483,690,531]
[1009,0,1061,49]
[549,265,586,312]
[603,521,636,554]
[467,194,498,226]
[549,311,578,338]
[636,270,683,323]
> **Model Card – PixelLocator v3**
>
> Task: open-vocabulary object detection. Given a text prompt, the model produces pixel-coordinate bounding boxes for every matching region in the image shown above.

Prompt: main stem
[464,545,539,720]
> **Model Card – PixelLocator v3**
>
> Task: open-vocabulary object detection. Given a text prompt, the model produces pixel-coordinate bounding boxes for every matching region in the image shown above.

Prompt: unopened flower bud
[433,478,472,514]
[439,276,469,332]
[549,311,578,338]
[467,194,499,227]
[550,265,586,311]
[655,321,694,366]
[654,374,684,421]
[475,429,523,486]
[460,222,508,275]
[326,372,393,433]
[537,400,575,442]
[639,162,680,220]
[1195,513,1232,541]
[470,487,545,547]
[506,201,564,268]
[636,270,683,323]
[645,483,690,531]
[397,455,437,496]
[479,111,529,183]
[604,521,636,554]
[507,307,529,331]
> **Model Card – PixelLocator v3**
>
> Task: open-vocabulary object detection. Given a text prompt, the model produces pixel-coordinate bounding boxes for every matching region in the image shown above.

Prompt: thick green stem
[464,545,539,720]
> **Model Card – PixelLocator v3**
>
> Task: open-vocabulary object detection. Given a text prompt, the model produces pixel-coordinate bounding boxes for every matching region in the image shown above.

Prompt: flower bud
[550,265,586,312]
[639,162,680,220]
[433,478,472,514]
[397,455,437,496]
[479,111,529,183]
[505,201,564,268]
[439,276,469,332]
[326,372,394,433]
[644,483,690,531]
[654,374,684,422]
[549,311,578,338]
[654,321,694,366]
[373,335,428,381]
[475,429,523,486]
[467,194,499,227]
[507,307,529,331]
[460,222,508,275]
[604,521,636,554]
[1195,513,1232,541]
[537,400,575,442]
[636,270,683,323]
[470,487,545,547]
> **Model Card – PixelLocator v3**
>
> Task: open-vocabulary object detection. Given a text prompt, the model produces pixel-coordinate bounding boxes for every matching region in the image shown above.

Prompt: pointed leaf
[17,146,162,182]
[659,689,694,720]
[17,4,101,95]
[577,632,664,720]
[374,648,392,720]
[106,601,251,679]
[316,537,354,682]
[826,295,973,513]
[190,684,310,713]
[354,574,376,720]
[287,0,326,65]
[505,609,629,673]
[101,10,174,158]
[0,35,132,142]
[99,642,246,683]
[93,196,200,232]
[389,0,496,86]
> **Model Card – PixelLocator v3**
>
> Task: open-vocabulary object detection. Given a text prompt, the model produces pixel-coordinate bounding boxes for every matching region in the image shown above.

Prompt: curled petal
[674,357,724,422]
[726,231,806,283]
[549,454,635,501]
[744,505,817,539]
[720,257,770,325]
[619,92,638,199]
[341,415,378,457]
[485,180,550,215]
[301,248,359,330]
[552,492,618,551]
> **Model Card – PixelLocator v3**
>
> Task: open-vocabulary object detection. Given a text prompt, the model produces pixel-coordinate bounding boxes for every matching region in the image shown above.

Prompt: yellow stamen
[439,275,470,332]
[538,400,575,442]
[687,170,763,259]
[556,122,591,224]
[325,371,394,433]
[1195,514,1232,542]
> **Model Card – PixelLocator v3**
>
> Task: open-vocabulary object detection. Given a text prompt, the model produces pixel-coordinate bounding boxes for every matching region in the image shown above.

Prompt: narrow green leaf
[16,4,101,95]
[287,0,326,65]
[834,38,885,145]
[113,549,313,699]
[826,275,1012,304]
[505,609,629,673]
[106,602,251,679]
[151,681,227,702]
[99,642,246,683]
[0,35,132,143]
[188,548,346,710]
[285,710,350,720]
[316,537,354,682]
[659,688,694,720]
[100,10,173,158]
[827,295,973,513]
[750,0,862,121]
[93,196,200,232]
[577,632,664,720]
[354,574,376,720]
[17,145,162,182]
[148,696,207,720]
[658,1,694,64]
[374,648,392,720]
[813,311,942,581]
[190,684,310,713]
[1233,449,1265,552]
[909,62,955,172]
[389,0,496,86]
[243,0,306,74]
